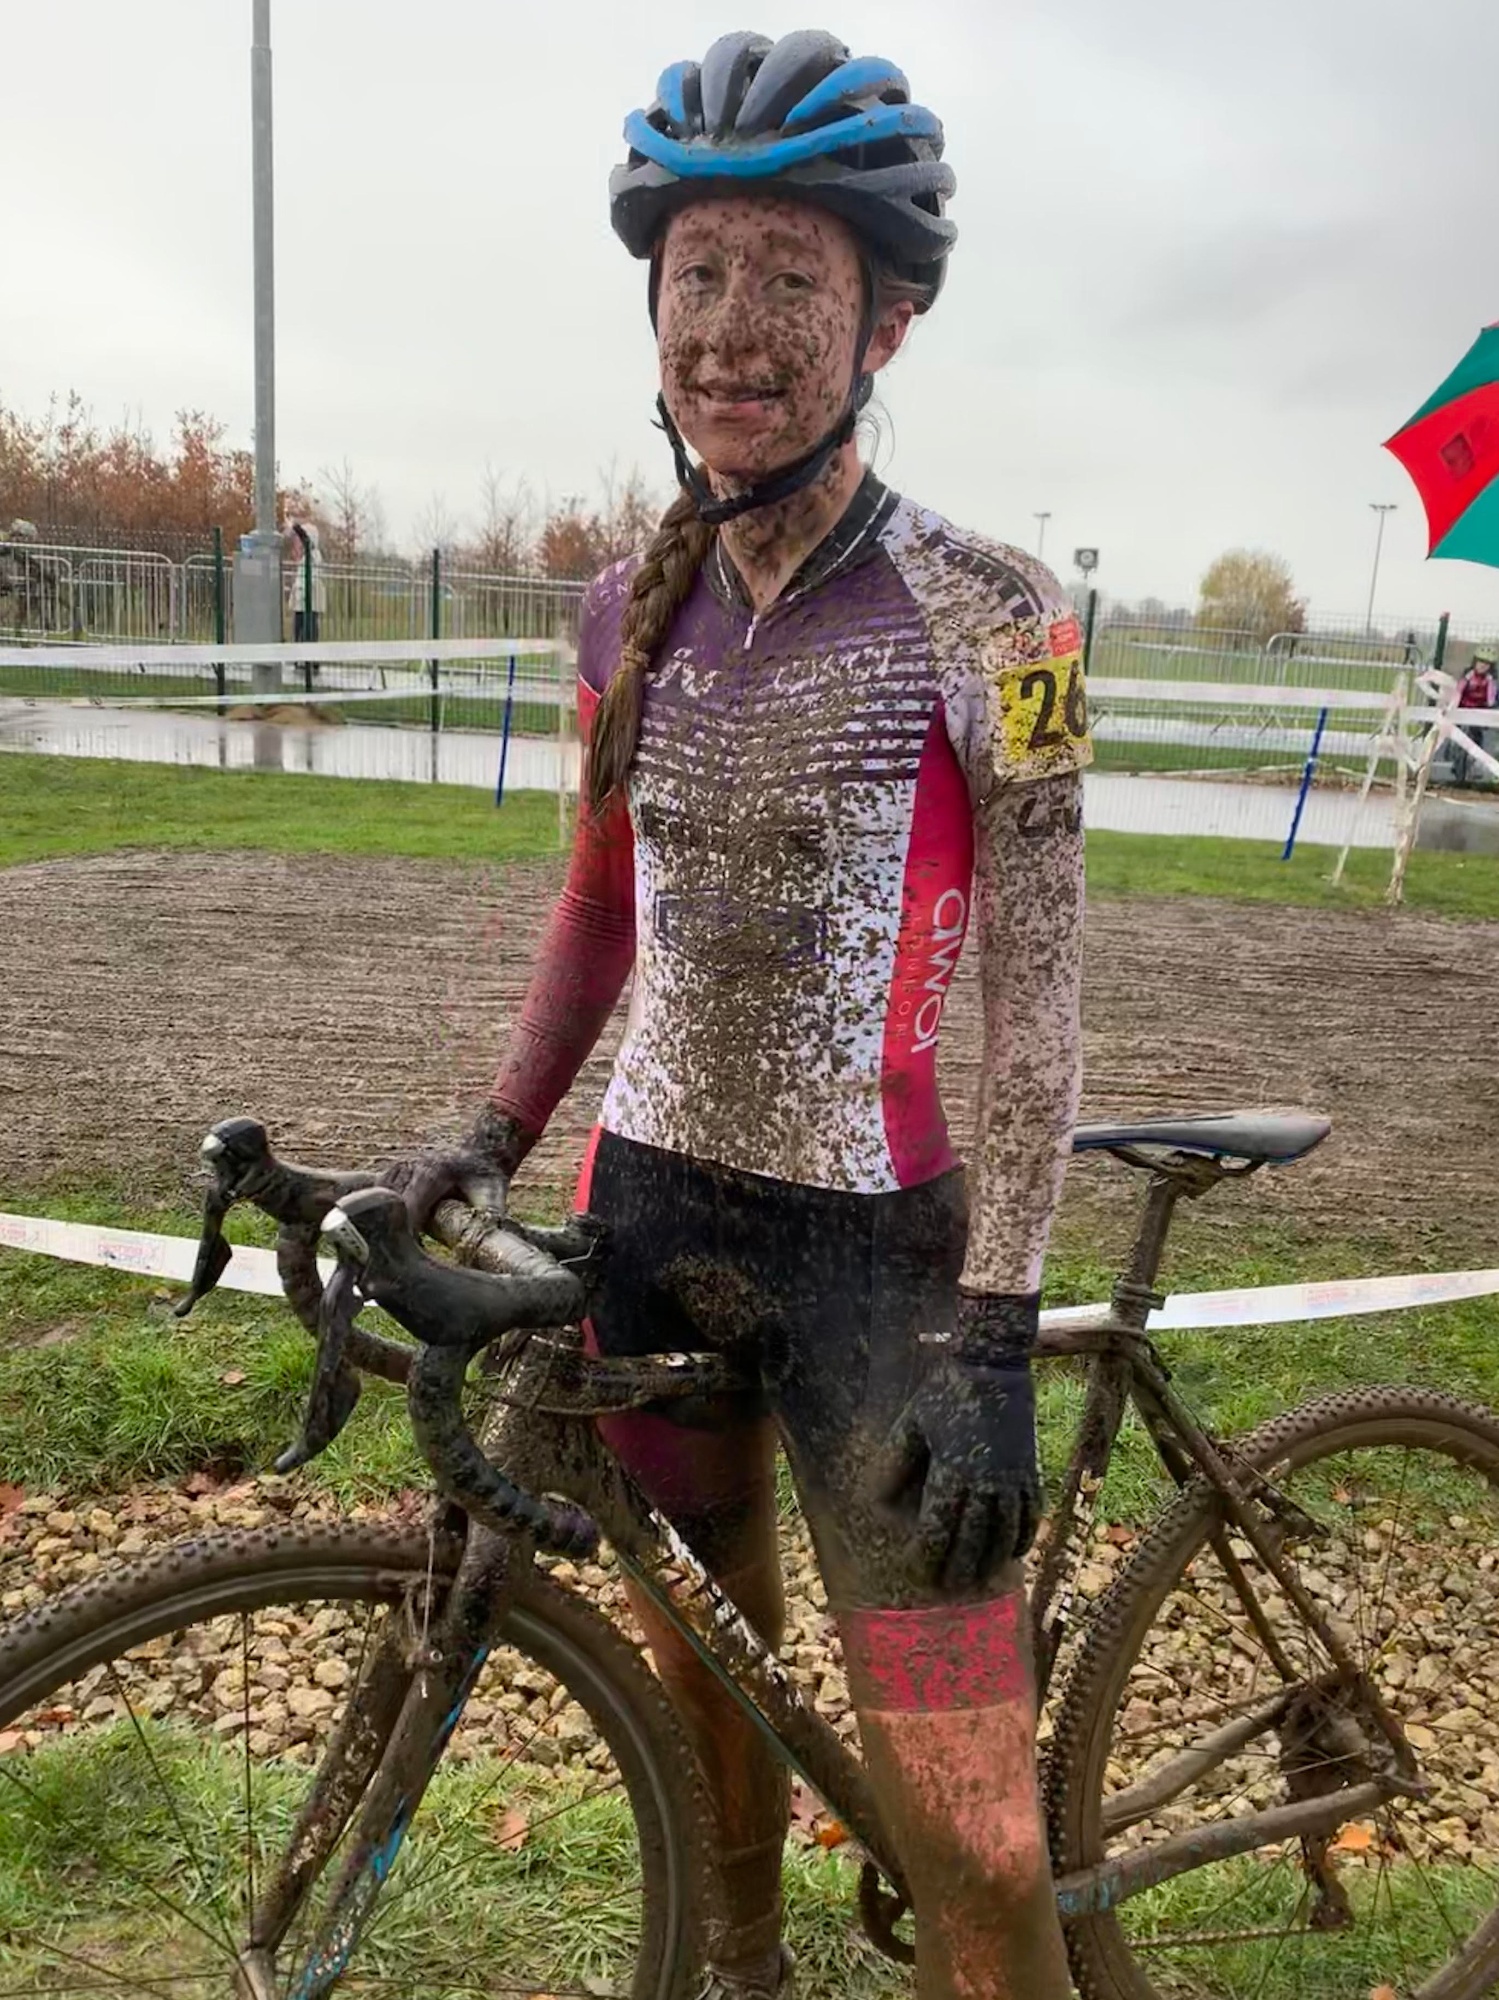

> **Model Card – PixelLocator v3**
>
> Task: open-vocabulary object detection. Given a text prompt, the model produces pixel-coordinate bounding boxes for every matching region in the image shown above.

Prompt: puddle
[3,698,1494,854]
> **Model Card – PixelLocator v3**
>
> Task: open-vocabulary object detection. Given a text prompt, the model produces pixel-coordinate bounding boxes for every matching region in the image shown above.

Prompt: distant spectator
[1453,652,1498,786]
[283,519,327,686]
[0,519,60,631]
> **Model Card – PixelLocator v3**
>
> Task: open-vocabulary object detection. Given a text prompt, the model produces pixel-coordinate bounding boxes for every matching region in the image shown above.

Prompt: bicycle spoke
[103,1661,238,1956]
[0,1933,223,1997]
[1367,1451,1413,1671]
[1337,1458,1376,1672]
[240,1611,255,1938]
[1246,1877,1309,2000]
[1401,1827,1468,1952]
[1127,1842,1296,1947]
[1374,1830,1417,2000]
[1394,1808,1499,1894]
[366,1769,627,1941]
[0,1759,233,1969]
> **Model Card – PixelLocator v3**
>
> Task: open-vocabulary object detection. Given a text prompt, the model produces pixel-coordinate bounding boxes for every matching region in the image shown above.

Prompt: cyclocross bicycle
[0,1109,1496,1999]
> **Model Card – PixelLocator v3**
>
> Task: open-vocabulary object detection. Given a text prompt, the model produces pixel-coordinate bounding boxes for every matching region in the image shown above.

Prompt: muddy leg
[604,1406,789,1980]
[841,1584,1071,2000]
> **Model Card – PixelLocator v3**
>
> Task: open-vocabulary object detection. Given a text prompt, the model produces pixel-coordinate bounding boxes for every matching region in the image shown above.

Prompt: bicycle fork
[236,1516,514,2000]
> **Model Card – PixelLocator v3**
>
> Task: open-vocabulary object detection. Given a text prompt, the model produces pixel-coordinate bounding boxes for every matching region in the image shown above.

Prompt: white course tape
[2,1213,1496,1331]
[0,1213,330,1299]
[1136,1266,1499,1332]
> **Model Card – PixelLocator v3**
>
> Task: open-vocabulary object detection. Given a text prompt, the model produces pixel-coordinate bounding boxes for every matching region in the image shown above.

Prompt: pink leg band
[840,1593,1028,1712]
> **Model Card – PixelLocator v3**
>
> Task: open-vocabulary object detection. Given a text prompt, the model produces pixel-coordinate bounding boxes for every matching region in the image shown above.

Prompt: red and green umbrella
[1384,322,1499,566]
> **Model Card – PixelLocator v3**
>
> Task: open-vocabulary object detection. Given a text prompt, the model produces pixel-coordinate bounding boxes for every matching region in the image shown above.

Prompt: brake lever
[176,1184,235,1317]
[320,1188,600,1555]
[174,1118,379,1319]
[274,1260,365,1474]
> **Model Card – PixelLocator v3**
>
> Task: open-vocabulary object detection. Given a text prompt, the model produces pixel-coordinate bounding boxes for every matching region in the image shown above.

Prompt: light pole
[1365,503,1397,637]
[235,0,284,681]
[1033,511,1051,560]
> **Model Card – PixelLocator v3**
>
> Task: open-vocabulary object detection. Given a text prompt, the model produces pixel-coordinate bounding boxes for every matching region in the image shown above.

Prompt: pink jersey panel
[880,712,974,1185]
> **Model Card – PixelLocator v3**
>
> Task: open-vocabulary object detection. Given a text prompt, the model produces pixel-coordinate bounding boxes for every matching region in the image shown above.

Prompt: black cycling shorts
[579,1128,981,1610]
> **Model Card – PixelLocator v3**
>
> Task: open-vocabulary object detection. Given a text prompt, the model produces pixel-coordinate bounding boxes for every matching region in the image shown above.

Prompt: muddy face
[656,196,905,484]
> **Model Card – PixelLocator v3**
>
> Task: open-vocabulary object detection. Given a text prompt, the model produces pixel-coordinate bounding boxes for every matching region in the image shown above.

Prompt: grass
[1083,829,1499,918]
[1090,631,1416,695]
[0,756,563,868]
[4,755,1499,918]
[0,1189,425,1500]
[0,1716,1480,1998]
[0,1730,670,1995]
[1,1178,1495,1514]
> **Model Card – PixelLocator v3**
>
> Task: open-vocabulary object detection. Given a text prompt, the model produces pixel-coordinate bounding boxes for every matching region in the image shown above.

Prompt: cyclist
[397,31,1089,1998]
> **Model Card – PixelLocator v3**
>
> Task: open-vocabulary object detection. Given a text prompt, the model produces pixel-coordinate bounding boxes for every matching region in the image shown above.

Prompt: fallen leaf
[0,1731,25,1754]
[0,1485,23,1518]
[31,1707,75,1728]
[219,1371,248,1389]
[1370,1986,1398,2000]
[491,1808,529,1852]
[815,1820,848,1850]
[1331,1822,1376,1854]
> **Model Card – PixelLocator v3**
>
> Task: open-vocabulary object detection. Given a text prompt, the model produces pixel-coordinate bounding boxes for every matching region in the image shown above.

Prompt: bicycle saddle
[1071,1111,1331,1165]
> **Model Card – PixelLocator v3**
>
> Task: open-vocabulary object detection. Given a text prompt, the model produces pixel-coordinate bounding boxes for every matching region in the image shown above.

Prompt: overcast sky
[6,0,1498,624]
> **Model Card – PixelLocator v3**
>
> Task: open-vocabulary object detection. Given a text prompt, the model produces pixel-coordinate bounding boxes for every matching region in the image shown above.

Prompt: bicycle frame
[238,1145,1428,1985]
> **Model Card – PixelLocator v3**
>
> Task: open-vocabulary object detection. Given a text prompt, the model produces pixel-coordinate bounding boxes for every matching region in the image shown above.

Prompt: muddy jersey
[491,475,1090,1292]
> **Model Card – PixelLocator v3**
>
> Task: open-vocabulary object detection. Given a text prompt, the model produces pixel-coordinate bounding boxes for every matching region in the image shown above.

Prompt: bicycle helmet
[610,30,957,523]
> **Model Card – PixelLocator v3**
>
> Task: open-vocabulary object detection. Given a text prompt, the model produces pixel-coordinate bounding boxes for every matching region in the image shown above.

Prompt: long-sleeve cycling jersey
[490,475,1090,1294]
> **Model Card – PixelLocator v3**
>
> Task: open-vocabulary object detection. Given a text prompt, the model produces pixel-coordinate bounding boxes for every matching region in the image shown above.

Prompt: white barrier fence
[3,646,1496,876]
[2,1209,1496,1336]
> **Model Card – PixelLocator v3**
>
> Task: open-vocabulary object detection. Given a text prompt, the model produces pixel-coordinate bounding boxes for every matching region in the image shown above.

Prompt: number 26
[1022,663,1088,750]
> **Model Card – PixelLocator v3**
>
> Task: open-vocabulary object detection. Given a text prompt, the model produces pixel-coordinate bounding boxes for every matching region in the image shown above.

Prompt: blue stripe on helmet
[783,55,909,133]
[623,99,942,180]
[656,60,695,131]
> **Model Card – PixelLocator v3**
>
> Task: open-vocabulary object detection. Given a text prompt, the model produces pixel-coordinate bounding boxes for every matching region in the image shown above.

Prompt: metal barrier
[0,541,587,678]
[0,548,74,638]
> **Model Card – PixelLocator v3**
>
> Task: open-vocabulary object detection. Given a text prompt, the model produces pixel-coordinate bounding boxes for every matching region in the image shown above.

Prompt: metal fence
[0,535,587,656]
[1085,605,1499,786]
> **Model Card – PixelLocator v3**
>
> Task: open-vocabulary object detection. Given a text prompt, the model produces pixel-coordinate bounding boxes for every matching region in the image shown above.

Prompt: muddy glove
[872,1292,1042,1595]
[379,1103,527,1232]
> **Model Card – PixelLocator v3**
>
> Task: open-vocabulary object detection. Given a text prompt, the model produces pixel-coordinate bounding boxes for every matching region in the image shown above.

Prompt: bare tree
[317,457,386,562]
[412,491,462,558]
[595,460,662,565]
[468,464,536,575]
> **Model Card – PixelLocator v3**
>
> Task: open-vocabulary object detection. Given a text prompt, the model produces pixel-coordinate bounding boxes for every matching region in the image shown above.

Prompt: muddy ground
[1,848,1495,1251]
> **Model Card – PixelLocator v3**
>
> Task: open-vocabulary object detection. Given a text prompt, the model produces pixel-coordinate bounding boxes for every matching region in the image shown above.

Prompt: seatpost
[1109,1150,1230,1329]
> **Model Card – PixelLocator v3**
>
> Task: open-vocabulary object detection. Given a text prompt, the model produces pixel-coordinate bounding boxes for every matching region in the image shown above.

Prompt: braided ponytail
[586,486,716,811]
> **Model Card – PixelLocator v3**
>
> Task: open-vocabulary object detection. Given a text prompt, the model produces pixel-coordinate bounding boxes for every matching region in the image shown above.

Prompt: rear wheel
[1047,1388,1499,2000]
[0,1522,707,1997]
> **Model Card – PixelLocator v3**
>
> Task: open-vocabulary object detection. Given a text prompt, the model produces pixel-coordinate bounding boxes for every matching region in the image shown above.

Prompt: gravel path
[2,848,1497,1243]
[3,1470,1497,1891]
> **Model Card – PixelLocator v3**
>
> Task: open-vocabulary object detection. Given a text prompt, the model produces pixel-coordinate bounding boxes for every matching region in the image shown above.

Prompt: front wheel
[0,1522,708,1997]
[1047,1387,1499,2000]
